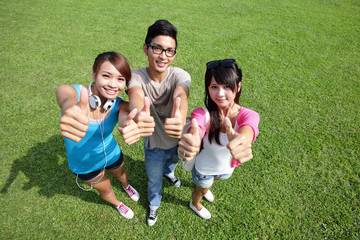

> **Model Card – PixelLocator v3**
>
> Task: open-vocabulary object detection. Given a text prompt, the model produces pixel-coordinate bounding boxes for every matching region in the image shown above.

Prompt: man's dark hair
[145,20,178,48]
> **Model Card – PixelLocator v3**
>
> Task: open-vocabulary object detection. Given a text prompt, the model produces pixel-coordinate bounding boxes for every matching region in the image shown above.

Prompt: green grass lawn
[1,0,359,239]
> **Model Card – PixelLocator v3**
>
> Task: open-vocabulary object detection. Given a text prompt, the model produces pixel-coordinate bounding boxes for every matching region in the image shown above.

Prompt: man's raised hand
[118,108,141,145]
[178,118,201,161]
[165,97,184,139]
[136,97,155,137]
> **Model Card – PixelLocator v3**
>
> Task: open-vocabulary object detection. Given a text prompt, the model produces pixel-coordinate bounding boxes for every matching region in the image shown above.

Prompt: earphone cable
[76,109,108,191]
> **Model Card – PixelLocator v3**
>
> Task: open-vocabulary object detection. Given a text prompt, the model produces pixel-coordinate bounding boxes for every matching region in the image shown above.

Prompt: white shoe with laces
[123,184,139,202]
[147,209,158,226]
[164,175,181,187]
[116,202,134,219]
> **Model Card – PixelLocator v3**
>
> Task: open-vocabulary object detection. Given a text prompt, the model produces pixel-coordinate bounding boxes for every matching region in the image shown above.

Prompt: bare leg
[85,170,120,207]
[192,185,210,211]
[108,162,129,188]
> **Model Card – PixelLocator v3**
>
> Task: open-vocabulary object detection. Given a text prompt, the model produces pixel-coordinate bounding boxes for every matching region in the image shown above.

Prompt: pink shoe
[116,202,134,219]
[123,184,140,202]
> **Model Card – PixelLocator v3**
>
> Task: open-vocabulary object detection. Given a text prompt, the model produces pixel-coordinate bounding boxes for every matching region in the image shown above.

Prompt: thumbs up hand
[60,86,89,142]
[224,117,239,142]
[165,97,184,139]
[136,97,155,137]
[118,108,141,145]
[225,117,253,164]
[178,118,201,161]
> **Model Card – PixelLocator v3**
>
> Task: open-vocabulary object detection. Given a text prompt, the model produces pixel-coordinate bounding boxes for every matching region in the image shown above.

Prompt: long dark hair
[204,61,242,145]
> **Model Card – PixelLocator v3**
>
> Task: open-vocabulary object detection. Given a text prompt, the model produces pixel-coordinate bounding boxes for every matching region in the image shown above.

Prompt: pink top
[189,106,260,171]
[190,106,259,141]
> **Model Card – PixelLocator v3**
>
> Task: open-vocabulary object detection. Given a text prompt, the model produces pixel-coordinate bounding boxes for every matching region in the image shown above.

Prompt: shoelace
[118,204,129,214]
[126,186,135,196]
[149,211,157,219]
[168,176,178,184]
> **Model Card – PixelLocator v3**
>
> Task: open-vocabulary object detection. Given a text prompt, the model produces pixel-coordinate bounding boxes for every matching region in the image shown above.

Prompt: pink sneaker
[123,184,140,202]
[116,202,134,219]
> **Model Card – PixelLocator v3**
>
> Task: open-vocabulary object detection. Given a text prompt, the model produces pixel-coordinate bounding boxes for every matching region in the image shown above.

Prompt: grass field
[1,0,359,239]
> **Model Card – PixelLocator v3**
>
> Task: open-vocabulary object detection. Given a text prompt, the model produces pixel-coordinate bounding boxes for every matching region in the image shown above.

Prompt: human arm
[164,84,189,139]
[56,85,89,142]
[127,86,145,118]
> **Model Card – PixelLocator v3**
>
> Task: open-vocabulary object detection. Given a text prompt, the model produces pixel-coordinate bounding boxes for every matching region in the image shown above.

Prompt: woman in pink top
[178,59,260,219]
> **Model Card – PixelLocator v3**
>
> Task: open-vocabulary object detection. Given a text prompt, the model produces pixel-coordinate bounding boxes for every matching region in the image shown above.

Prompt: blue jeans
[192,167,232,188]
[145,145,179,211]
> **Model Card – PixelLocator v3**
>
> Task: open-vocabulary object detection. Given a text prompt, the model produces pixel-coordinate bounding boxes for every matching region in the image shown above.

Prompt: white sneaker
[164,175,181,187]
[189,201,211,219]
[123,184,139,202]
[204,190,214,202]
[116,202,134,219]
[147,209,158,226]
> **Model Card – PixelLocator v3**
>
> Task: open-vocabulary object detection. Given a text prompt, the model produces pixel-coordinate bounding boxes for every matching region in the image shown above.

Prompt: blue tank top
[64,84,122,174]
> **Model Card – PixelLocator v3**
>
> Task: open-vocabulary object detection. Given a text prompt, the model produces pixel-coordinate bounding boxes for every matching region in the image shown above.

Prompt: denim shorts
[76,153,124,181]
[192,167,232,188]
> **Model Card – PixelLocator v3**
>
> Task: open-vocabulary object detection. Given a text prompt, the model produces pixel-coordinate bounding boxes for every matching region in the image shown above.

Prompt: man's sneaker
[147,209,158,226]
[189,201,211,219]
[164,175,181,187]
[123,184,139,202]
[116,202,134,219]
[204,190,214,202]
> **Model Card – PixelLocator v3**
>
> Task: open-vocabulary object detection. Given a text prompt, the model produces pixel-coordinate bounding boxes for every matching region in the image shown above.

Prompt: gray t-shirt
[128,67,191,149]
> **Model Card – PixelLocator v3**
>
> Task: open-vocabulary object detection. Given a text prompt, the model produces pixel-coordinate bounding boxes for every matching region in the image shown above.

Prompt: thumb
[171,97,181,118]
[79,86,89,113]
[142,96,151,115]
[225,117,237,141]
[123,108,138,127]
[189,118,199,136]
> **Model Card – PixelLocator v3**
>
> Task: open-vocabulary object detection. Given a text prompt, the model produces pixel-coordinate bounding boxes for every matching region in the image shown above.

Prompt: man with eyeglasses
[127,19,191,226]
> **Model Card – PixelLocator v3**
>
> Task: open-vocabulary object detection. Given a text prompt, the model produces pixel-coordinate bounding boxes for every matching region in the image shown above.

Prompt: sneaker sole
[147,217,157,226]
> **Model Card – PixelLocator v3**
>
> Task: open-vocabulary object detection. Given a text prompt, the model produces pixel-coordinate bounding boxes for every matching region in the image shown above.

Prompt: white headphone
[88,82,115,111]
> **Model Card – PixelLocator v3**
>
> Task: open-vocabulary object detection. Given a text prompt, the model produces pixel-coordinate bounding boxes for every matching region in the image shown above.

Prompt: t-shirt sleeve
[190,107,207,138]
[174,67,191,88]
[127,71,142,89]
[236,107,260,142]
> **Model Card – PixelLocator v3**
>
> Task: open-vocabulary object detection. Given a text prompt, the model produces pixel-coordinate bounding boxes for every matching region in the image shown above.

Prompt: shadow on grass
[0,135,145,208]
[1,134,193,210]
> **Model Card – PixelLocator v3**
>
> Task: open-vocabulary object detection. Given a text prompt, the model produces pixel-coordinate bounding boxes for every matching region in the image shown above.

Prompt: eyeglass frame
[206,59,236,69]
[146,44,177,57]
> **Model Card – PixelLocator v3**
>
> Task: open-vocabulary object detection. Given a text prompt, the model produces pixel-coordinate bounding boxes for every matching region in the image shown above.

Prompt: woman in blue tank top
[56,51,154,219]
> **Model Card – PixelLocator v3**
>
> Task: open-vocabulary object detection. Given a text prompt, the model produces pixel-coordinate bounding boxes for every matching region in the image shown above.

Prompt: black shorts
[76,153,124,181]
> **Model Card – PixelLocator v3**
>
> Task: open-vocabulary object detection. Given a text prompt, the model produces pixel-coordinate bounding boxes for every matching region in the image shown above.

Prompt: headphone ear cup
[89,95,101,109]
[103,99,115,111]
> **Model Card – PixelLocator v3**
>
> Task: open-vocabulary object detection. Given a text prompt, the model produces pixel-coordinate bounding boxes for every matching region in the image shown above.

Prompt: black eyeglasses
[206,59,236,69]
[147,44,177,57]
